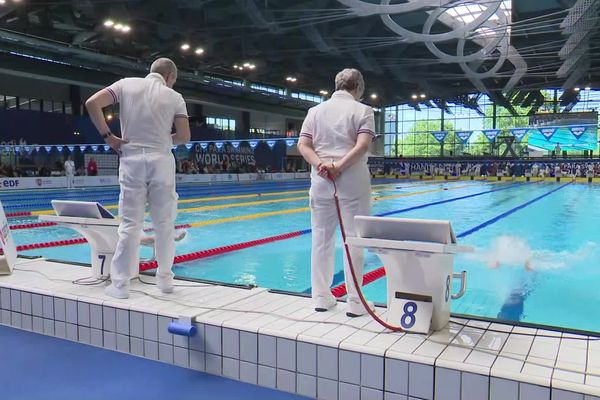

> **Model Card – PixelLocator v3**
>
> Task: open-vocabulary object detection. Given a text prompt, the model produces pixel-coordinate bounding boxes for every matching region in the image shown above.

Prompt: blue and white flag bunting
[24,146,31,153]
[67,146,75,152]
[510,128,528,141]
[44,146,52,152]
[200,142,208,150]
[35,146,41,152]
[455,131,472,144]
[431,131,448,143]
[215,142,224,149]
[103,145,110,152]
[91,145,99,152]
[79,145,87,152]
[285,139,296,147]
[266,140,276,149]
[185,143,193,150]
[538,127,557,140]
[231,141,240,149]
[249,141,258,149]
[56,146,63,152]
[569,125,587,140]
[482,129,501,142]
[14,146,20,153]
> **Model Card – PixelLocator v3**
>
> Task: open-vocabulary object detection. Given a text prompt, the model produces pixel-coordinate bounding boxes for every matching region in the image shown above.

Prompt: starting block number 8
[391,292,434,334]
[401,302,417,329]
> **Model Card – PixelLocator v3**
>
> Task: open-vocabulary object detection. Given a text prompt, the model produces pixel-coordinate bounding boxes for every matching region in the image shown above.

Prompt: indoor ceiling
[0,0,597,111]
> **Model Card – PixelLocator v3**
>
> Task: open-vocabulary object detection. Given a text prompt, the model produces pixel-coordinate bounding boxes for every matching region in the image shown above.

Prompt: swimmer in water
[486,236,533,271]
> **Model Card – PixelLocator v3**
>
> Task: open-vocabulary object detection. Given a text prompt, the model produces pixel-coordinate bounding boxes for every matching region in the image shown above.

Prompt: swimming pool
[3,179,600,333]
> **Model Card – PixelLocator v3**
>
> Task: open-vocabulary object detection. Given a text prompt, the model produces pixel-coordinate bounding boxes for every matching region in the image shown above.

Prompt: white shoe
[105,283,129,299]
[157,277,174,294]
[346,298,374,318]
[314,295,337,312]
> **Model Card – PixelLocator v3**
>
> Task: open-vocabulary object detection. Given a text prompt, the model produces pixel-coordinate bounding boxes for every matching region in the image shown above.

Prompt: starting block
[38,201,136,279]
[346,216,473,333]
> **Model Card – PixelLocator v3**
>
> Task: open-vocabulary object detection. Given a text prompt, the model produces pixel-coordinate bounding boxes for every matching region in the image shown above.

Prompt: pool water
[3,179,600,333]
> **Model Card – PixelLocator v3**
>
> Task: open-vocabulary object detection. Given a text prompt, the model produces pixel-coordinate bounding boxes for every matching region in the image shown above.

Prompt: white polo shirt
[300,90,375,161]
[300,90,376,199]
[106,73,188,150]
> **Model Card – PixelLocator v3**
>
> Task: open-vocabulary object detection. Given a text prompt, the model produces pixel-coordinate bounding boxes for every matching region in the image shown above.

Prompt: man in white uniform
[298,68,375,317]
[85,58,191,299]
[64,156,75,189]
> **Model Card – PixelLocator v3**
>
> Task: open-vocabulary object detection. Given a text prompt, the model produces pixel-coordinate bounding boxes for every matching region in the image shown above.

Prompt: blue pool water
[3,179,600,333]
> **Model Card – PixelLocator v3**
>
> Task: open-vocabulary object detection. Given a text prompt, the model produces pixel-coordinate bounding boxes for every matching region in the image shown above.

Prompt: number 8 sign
[390,292,434,334]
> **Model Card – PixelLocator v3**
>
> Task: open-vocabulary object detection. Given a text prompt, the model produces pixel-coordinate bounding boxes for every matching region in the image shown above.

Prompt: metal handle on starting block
[451,271,467,300]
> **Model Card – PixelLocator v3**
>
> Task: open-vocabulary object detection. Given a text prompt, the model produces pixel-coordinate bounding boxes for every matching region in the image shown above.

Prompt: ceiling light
[319,90,328,95]
[243,62,250,67]
[370,93,377,99]
[585,86,591,91]
[180,43,190,51]
[233,64,238,68]
[195,47,204,55]
[248,64,256,69]
[121,25,131,33]
[103,19,114,27]
[411,94,418,99]
[106,114,113,120]
[114,23,123,31]
[0,0,6,4]
[574,87,580,91]
[419,93,426,98]
[286,76,297,82]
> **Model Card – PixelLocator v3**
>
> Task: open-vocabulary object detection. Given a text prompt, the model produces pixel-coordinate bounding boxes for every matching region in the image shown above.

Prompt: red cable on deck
[330,266,386,298]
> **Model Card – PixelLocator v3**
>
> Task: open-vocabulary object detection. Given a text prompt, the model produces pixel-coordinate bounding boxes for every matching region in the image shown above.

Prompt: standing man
[297,68,375,317]
[64,155,75,189]
[85,58,191,299]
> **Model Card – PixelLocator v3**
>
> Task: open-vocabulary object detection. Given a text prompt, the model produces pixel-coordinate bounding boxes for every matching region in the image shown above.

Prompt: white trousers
[66,172,74,189]
[110,150,177,288]
[310,193,371,302]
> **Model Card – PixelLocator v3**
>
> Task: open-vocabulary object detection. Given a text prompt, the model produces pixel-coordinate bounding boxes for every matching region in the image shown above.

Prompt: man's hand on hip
[105,134,129,154]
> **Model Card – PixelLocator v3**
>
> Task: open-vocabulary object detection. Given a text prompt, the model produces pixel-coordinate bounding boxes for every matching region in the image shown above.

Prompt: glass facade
[291,91,323,103]
[383,89,600,157]
[0,94,72,114]
[206,117,236,132]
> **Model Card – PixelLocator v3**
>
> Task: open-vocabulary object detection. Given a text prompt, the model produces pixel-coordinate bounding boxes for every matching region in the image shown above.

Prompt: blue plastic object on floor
[0,325,309,400]
[168,321,197,336]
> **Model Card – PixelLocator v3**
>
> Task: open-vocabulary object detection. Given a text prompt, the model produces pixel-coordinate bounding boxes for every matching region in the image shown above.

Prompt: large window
[291,91,323,103]
[206,117,236,132]
[250,83,286,96]
[383,89,600,158]
[0,94,72,114]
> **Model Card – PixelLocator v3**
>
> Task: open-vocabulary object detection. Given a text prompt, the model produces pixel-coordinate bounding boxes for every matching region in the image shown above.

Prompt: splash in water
[466,235,597,271]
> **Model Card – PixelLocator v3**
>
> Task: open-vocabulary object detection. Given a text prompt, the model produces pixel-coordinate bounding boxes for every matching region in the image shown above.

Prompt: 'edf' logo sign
[1,179,19,188]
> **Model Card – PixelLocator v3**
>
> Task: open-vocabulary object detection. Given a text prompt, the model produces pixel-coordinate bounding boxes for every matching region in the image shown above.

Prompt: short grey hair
[335,68,364,94]
[150,58,178,79]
